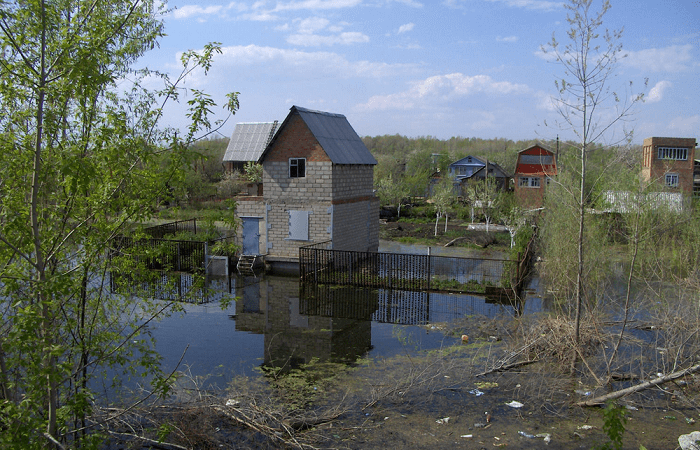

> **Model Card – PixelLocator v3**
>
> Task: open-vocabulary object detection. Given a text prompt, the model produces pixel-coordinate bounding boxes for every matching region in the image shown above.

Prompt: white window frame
[289,158,306,178]
[665,172,679,187]
[519,176,541,188]
[658,147,688,161]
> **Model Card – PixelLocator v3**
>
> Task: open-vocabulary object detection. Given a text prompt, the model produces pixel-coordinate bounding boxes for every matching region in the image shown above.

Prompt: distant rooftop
[223,121,279,163]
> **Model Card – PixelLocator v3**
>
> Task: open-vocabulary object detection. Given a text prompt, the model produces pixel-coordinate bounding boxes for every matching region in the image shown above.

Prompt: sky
[139,0,700,145]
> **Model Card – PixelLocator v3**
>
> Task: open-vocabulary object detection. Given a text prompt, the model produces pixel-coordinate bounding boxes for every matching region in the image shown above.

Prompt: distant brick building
[235,106,379,272]
[513,143,557,208]
[641,137,697,195]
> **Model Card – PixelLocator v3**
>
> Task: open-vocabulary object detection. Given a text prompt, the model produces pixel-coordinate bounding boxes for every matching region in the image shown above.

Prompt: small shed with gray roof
[234,105,379,272]
[223,121,279,173]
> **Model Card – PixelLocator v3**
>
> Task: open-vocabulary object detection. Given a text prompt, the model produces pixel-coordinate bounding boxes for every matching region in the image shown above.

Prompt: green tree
[0,1,237,447]
[542,0,644,344]
[462,178,501,232]
[431,176,455,236]
[377,174,410,217]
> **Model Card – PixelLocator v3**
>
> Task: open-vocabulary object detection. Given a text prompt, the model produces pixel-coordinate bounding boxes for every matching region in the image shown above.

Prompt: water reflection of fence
[110,271,233,304]
[299,241,518,294]
[299,282,519,324]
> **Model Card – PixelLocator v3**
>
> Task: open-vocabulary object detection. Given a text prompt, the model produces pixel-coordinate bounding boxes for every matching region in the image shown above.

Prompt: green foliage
[539,170,612,300]
[597,401,627,450]
[243,161,263,182]
[0,1,237,447]
[261,358,347,410]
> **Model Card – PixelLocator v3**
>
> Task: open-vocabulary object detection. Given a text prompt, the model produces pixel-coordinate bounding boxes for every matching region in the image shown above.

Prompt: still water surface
[144,241,545,388]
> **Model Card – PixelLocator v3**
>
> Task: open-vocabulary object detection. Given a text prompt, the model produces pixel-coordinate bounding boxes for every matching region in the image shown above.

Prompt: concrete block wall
[263,161,333,202]
[332,165,374,200]
[332,198,379,252]
[265,201,332,258]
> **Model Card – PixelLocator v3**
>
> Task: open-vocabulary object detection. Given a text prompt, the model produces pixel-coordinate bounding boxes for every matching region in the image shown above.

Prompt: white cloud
[445,0,560,11]
[356,73,530,111]
[297,16,331,33]
[497,36,518,43]
[274,0,363,11]
[646,80,672,103]
[623,45,693,73]
[392,0,423,7]
[171,5,224,19]
[287,31,369,46]
[207,44,413,78]
[397,23,415,34]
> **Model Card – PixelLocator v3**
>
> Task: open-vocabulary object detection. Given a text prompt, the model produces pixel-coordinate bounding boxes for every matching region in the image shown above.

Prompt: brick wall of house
[263,201,332,258]
[332,164,375,200]
[642,137,697,194]
[331,197,380,252]
[263,161,333,201]
[514,181,545,209]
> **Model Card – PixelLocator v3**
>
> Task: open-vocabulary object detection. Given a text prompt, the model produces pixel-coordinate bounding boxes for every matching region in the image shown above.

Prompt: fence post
[427,247,431,291]
[177,243,181,272]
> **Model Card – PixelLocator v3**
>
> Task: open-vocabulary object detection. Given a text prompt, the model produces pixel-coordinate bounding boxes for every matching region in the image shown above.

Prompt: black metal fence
[144,218,198,239]
[110,235,206,273]
[300,241,521,295]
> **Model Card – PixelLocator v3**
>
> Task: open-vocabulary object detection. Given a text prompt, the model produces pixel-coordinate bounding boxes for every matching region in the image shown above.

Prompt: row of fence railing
[300,241,524,295]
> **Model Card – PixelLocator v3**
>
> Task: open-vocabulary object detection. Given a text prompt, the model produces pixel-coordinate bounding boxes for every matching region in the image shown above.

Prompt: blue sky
[141,0,700,144]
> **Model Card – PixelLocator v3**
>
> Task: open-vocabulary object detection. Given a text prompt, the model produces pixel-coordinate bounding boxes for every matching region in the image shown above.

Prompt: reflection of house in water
[234,276,375,370]
[232,275,525,371]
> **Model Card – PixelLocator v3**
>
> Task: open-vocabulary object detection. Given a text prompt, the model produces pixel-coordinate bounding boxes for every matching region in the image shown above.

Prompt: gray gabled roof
[223,121,279,163]
[260,106,377,165]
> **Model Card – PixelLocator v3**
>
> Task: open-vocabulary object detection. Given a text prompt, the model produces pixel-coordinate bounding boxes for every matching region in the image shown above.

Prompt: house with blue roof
[234,106,379,272]
[448,155,488,181]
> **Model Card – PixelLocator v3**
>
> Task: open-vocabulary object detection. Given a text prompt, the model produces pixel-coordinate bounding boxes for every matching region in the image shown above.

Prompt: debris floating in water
[506,400,524,408]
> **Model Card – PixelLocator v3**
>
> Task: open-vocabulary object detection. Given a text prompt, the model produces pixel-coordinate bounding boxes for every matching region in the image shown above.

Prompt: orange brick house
[513,143,557,208]
[641,137,697,195]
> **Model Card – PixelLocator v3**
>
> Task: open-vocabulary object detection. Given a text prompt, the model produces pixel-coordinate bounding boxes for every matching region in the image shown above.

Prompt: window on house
[288,210,310,240]
[519,176,541,188]
[658,147,688,161]
[289,158,306,178]
[520,154,553,165]
[665,173,679,187]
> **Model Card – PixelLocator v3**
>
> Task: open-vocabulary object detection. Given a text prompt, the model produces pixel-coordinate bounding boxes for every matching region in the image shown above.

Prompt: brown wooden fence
[300,241,524,295]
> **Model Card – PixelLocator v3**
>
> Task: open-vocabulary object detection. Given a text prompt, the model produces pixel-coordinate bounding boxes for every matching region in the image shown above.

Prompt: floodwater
[141,240,546,389]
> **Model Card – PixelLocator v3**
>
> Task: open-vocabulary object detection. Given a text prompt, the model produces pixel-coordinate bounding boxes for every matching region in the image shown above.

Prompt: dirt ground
[379,220,509,249]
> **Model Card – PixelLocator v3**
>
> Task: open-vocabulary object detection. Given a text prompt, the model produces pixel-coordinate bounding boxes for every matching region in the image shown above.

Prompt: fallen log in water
[576,363,700,407]
[475,359,539,377]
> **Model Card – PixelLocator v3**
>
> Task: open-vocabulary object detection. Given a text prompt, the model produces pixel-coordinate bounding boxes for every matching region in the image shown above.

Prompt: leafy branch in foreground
[0,1,237,448]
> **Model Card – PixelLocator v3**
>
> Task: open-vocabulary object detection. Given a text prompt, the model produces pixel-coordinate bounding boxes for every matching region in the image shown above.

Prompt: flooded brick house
[234,105,379,272]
